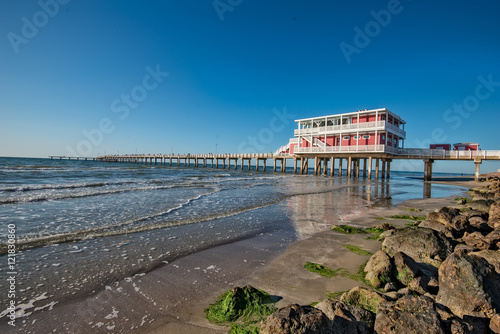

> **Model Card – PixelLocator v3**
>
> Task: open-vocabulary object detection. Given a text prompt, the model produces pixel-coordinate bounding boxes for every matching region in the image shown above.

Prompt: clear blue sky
[1,0,499,173]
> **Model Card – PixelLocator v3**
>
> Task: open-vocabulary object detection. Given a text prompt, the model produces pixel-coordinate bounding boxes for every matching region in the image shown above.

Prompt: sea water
[0,157,466,324]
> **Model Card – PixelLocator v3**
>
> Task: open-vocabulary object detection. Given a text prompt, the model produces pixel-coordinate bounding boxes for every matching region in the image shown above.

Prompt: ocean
[0,156,467,328]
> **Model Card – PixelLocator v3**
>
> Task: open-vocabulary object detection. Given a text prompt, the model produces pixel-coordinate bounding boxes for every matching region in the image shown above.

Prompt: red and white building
[276,108,406,154]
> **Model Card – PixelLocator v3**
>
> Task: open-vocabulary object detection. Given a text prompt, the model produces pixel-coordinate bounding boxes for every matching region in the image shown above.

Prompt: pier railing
[294,120,406,137]
[295,145,500,159]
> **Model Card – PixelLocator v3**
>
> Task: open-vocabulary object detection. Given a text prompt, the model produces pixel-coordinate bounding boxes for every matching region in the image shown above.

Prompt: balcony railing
[294,146,500,159]
[294,120,406,138]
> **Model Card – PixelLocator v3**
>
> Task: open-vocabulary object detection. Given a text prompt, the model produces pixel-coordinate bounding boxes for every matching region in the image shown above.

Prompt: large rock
[316,300,374,334]
[382,227,453,266]
[461,231,491,250]
[460,209,489,222]
[393,252,421,286]
[490,201,500,221]
[468,216,492,233]
[419,220,454,239]
[470,249,500,273]
[468,199,495,212]
[374,295,445,334]
[436,251,500,318]
[260,304,330,334]
[446,316,489,334]
[364,250,394,288]
[340,286,388,314]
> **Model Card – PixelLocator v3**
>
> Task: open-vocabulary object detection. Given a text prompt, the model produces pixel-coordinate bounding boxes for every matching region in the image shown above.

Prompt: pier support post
[375,159,380,179]
[314,157,319,175]
[424,159,434,181]
[273,159,277,172]
[363,158,367,178]
[386,159,392,179]
[338,158,342,176]
[263,159,267,172]
[323,158,328,176]
[474,159,482,182]
[381,159,386,179]
[294,158,298,173]
[330,158,335,177]
[347,157,352,177]
[248,159,251,171]
[356,159,360,178]
[368,157,372,179]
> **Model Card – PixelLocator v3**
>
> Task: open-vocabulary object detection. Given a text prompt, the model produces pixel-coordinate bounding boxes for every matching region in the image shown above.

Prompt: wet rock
[316,300,374,334]
[382,227,453,266]
[364,250,394,288]
[374,295,445,334]
[436,251,500,318]
[260,304,330,334]
[340,286,388,314]
[470,249,500,273]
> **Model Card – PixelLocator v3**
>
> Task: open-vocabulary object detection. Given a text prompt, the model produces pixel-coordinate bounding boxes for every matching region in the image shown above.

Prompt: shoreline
[2,177,480,333]
[150,177,481,333]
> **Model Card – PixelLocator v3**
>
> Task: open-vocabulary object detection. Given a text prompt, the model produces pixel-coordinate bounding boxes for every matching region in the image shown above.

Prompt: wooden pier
[93,148,500,182]
[50,156,97,161]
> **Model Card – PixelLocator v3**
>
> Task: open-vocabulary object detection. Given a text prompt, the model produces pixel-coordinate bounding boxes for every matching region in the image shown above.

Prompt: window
[381,135,386,140]
[343,136,350,140]
[362,135,370,139]
[353,135,359,140]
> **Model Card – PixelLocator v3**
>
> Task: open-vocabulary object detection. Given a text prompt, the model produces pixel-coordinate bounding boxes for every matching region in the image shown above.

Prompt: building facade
[277,108,406,155]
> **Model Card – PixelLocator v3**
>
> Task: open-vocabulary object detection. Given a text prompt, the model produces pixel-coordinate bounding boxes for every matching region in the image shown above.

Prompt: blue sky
[1,0,499,173]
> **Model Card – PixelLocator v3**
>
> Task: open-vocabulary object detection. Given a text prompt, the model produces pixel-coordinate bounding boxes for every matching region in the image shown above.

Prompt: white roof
[295,108,406,124]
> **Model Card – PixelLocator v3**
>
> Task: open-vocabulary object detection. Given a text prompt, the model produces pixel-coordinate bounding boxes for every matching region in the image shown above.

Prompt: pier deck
[91,149,500,182]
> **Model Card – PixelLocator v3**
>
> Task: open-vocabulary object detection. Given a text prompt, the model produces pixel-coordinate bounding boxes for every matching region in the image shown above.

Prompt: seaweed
[205,285,276,328]
[331,225,368,234]
[344,244,373,256]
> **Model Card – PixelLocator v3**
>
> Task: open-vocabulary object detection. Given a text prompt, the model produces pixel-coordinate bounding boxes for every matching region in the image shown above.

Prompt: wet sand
[4,177,481,333]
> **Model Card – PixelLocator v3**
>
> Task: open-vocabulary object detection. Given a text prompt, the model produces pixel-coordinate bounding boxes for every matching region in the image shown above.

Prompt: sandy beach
[5,177,479,334]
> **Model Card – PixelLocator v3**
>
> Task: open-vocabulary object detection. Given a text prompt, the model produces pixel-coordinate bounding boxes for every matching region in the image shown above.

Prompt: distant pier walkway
[90,148,500,182]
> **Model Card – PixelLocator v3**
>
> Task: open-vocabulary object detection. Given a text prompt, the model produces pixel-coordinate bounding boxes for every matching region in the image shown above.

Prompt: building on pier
[277,108,406,155]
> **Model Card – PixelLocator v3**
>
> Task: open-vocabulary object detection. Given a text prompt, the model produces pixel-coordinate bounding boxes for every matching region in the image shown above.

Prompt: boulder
[468,216,493,233]
[470,250,500,273]
[393,252,421,286]
[460,210,489,222]
[316,300,374,334]
[260,304,330,334]
[374,295,445,334]
[382,227,453,266]
[340,286,388,314]
[462,231,491,250]
[436,251,500,318]
[364,250,394,288]
[484,230,500,248]
[490,201,500,221]
[468,199,495,212]
[446,316,489,334]
[490,313,500,334]
[428,211,454,226]
[419,220,454,239]
[450,214,471,236]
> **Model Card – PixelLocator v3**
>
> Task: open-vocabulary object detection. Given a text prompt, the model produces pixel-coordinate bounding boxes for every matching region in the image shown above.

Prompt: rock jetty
[256,176,500,333]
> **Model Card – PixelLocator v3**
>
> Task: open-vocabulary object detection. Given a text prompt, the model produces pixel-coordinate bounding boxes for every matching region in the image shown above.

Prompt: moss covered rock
[205,285,276,325]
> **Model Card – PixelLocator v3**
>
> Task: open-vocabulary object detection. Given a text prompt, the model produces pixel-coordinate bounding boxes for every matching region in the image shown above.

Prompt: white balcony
[294,121,406,138]
[295,145,387,154]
